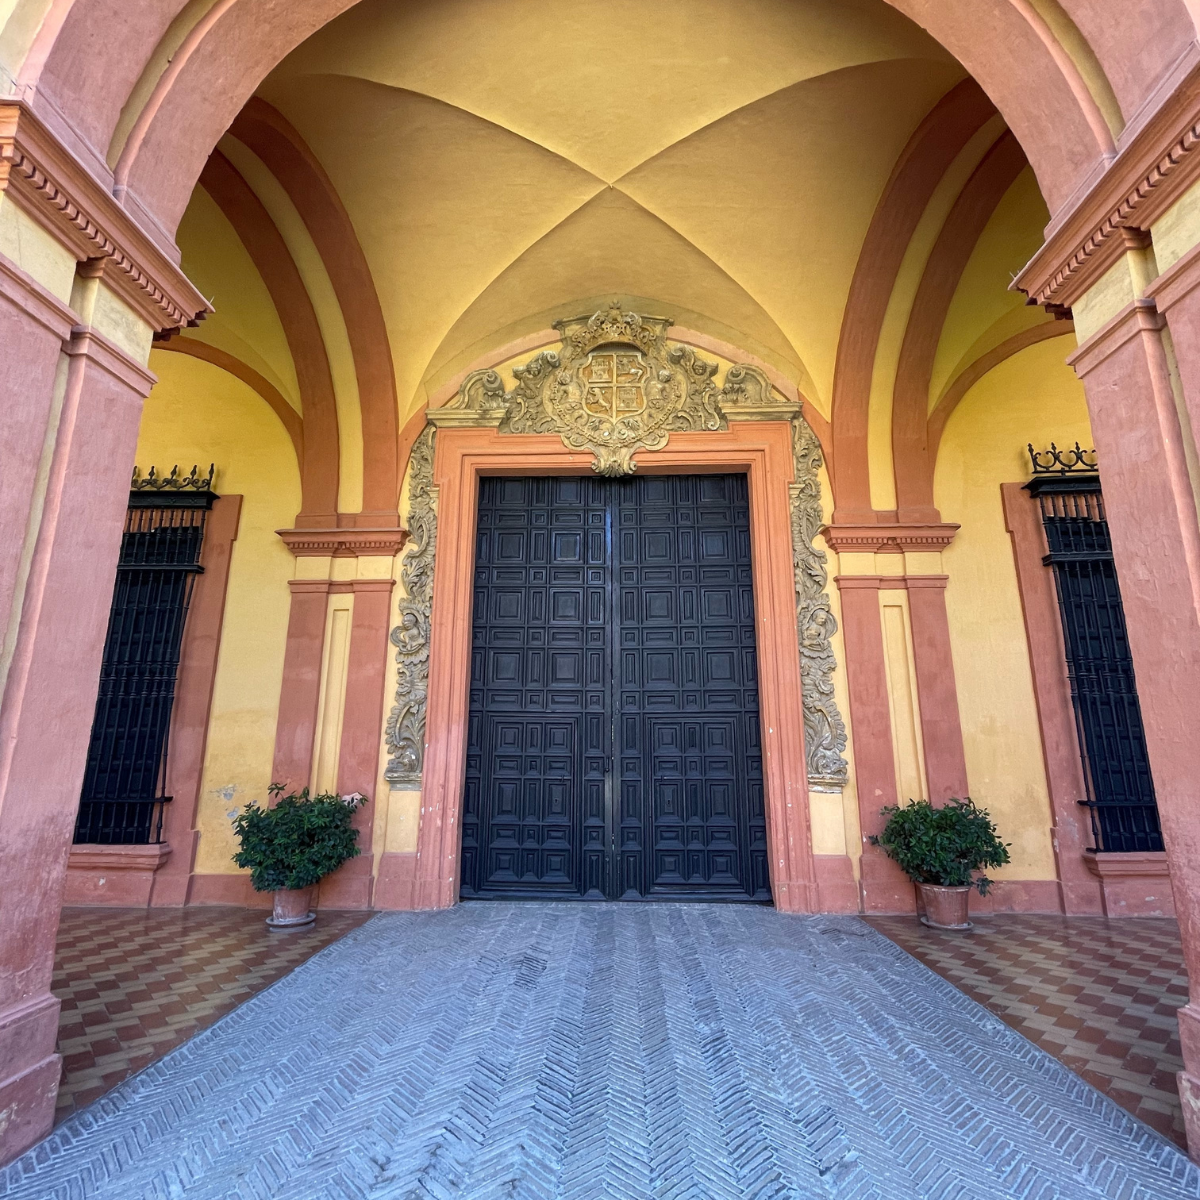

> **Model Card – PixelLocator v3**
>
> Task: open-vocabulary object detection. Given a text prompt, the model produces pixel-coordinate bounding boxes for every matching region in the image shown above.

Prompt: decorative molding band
[821,523,960,554]
[1015,61,1200,311]
[0,100,209,333]
[394,310,848,793]
[277,528,409,558]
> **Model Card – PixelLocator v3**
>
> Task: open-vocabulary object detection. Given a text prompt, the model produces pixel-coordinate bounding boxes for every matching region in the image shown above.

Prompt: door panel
[461,473,767,901]
[461,477,610,898]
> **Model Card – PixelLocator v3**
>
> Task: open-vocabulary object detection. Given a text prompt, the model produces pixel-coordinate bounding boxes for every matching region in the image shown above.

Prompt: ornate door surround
[376,309,848,913]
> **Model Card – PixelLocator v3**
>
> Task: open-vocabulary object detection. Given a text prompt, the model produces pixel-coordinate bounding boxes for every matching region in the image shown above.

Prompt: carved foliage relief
[384,426,436,785]
[386,308,847,792]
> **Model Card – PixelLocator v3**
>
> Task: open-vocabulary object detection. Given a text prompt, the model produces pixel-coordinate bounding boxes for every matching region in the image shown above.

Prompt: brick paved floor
[6,904,1197,1199]
[51,906,373,1124]
[867,914,1188,1148]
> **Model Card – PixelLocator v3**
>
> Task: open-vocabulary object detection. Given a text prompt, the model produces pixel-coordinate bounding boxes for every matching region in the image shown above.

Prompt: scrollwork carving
[397,311,848,795]
[790,418,849,790]
[384,426,437,786]
[448,305,727,475]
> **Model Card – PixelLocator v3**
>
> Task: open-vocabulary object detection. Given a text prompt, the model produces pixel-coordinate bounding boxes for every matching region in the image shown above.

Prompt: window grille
[74,467,216,845]
[1026,445,1161,853]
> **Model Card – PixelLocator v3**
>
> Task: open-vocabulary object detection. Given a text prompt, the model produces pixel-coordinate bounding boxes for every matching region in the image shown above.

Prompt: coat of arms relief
[385,307,849,793]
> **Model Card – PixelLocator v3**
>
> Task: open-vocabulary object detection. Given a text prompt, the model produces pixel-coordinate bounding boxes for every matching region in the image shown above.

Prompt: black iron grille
[1029,474,1162,853]
[74,490,214,844]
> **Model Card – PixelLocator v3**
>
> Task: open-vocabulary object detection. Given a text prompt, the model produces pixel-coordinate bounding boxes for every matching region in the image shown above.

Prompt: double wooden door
[460,473,769,901]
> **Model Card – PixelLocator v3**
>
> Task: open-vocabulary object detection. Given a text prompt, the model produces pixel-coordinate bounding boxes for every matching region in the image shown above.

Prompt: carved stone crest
[437,307,725,475]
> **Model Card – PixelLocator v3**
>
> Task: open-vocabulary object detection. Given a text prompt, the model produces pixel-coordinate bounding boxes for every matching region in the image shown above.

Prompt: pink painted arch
[14,0,1192,240]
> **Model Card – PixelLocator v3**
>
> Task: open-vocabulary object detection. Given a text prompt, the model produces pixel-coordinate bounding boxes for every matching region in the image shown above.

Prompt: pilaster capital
[64,326,157,395]
[1066,297,1165,377]
[276,527,409,558]
[0,100,209,334]
[820,522,959,554]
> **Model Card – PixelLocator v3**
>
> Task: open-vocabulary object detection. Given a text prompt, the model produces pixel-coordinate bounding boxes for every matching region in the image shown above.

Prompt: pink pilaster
[834,576,912,913]
[270,579,331,791]
[320,577,396,909]
[0,308,155,1164]
[1067,295,1200,1155]
[905,575,971,801]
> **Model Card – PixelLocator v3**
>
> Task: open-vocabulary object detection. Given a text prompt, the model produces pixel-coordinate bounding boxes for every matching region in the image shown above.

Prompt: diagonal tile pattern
[51,906,373,1124]
[867,914,1189,1148]
[8,904,1198,1199]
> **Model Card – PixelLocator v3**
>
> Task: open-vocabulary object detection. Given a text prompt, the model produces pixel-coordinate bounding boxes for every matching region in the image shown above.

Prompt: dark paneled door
[461,474,768,901]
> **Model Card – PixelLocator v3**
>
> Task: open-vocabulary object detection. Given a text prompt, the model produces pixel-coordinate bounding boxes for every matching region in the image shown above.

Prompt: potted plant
[870,797,1010,929]
[232,784,366,928]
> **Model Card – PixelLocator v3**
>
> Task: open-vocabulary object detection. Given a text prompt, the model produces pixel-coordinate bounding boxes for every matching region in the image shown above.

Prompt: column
[0,320,155,1163]
[1066,291,1200,1153]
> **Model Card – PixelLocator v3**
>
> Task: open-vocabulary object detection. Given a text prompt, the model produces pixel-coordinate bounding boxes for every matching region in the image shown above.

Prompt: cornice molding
[277,528,409,558]
[1015,61,1200,311]
[0,100,209,333]
[821,523,960,554]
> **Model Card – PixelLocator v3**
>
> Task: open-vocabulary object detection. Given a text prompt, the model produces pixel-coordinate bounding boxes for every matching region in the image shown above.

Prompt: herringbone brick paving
[5,904,1198,1199]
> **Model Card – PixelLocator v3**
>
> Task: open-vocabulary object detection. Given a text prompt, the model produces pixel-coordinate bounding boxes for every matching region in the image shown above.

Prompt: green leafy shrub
[869,797,1010,894]
[232,784,366,892]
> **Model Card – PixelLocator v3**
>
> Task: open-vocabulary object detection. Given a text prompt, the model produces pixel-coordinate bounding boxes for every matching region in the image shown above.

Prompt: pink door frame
[375,421,830,913]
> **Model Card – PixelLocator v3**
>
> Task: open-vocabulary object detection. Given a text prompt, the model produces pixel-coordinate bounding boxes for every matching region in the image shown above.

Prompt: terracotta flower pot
[916,883,972,930]
[266,886,315,929]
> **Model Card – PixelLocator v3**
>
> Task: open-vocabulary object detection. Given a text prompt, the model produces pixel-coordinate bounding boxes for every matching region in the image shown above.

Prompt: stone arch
[15,0,1191,240]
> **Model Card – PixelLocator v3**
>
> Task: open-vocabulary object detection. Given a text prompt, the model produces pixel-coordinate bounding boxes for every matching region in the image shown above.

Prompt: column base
[0,993,62,1166]
[1178,1071,1200,1162]
[374,852,457,909]
[858,851,917,913]
[814,855,860,913]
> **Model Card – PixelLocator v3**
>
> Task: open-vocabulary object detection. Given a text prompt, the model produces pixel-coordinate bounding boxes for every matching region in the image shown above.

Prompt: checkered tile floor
[52,906,373,1123]
[868,914,1188,1147]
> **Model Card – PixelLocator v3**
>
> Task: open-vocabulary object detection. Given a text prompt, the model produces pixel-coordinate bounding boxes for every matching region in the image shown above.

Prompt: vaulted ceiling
[171,0,1062,515]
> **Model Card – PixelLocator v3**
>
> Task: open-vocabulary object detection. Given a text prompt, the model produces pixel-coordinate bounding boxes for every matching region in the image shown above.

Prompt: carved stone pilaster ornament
[390,308,847,793]
[789,419,849,790]
[384,426,437,785]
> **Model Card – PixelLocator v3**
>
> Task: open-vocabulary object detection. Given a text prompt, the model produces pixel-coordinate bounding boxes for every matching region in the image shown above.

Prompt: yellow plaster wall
[1152,176,1200,274]
[0,198,77,301]
[138,350,301,876]
[933,337,1091,882]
